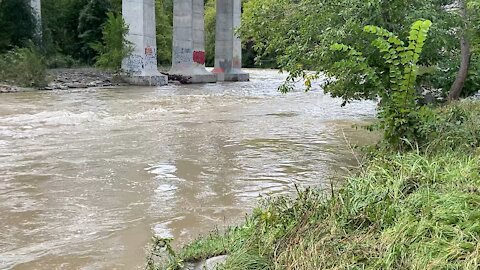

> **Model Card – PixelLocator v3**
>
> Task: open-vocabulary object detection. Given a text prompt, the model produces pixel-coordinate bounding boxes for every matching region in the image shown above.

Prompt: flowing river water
[0,69,376,269]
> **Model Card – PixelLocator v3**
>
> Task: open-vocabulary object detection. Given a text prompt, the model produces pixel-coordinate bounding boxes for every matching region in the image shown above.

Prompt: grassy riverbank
[151,102,480,270]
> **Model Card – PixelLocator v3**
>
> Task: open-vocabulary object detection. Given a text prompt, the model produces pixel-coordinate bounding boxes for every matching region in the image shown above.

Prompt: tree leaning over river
[240,0,480,100]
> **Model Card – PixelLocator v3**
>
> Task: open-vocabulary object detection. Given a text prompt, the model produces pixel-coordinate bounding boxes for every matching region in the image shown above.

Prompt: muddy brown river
[0,69,376,269]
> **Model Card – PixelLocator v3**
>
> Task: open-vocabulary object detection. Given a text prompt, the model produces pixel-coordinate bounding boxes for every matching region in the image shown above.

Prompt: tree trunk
[448,0,472,101]
[448,36,471,101]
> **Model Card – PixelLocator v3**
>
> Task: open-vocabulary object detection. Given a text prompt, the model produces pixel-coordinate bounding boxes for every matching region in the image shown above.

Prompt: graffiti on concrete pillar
[145,47,154,56]
[219,59,232,72]
[173,47,193,64]
[124,47,159,75]
[193,51,206,65]
[212,59,233,74]
[124,54,144,75]
[145,47,157,67]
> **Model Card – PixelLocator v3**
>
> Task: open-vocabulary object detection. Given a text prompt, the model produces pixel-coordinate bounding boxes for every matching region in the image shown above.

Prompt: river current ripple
[0,69,376,269]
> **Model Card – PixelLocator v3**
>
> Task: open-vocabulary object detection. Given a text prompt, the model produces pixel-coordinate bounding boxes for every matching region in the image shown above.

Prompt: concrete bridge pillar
[170,0,217,83]
[30,0,42,40]
[213,0,249,81]
[121,0,167,86]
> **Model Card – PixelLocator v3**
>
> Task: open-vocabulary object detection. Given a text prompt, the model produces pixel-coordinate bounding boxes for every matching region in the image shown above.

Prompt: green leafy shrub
[0,46,48,87]
[329,20,433,149]
[45,54,80,68]
[91,12,132,71]
[464,53,480,97]
[416,101,480,153]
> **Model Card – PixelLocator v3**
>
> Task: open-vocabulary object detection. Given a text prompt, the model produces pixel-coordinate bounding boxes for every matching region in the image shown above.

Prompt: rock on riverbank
[1,68,197,94]
[183,255,228,270]
[42,68,193,90]
[41,68,127,90]
[0,84,19,93]
[470,91,480,100]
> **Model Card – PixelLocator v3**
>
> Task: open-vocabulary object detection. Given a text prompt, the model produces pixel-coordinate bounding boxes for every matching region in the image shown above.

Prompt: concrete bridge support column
[30,0,42,40]
[121,0,167,86]
[170,0,217,83]
[213,0,249,81]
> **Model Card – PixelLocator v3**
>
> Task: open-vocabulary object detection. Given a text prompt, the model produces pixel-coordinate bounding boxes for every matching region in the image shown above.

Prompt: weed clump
[0,46,48,88]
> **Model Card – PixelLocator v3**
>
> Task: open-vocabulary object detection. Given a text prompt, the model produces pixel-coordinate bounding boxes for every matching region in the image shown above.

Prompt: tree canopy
[0,0,36,52]
[240,0,479,100]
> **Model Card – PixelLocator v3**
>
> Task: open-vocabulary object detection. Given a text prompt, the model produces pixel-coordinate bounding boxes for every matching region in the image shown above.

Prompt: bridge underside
[122,0,249,85]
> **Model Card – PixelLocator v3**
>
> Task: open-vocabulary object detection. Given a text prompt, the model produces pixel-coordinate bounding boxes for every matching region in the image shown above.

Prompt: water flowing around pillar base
[212,68,250,82]
[169,67,217,84]
[122,74,168,86]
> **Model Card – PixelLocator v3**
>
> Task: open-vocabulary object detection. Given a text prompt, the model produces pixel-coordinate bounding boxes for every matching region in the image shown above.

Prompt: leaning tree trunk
[448,0,472,101]
[448,36,472,101]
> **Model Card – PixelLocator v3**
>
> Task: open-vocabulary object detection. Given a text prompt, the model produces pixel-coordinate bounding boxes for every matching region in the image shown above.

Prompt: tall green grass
[150,102,480,270]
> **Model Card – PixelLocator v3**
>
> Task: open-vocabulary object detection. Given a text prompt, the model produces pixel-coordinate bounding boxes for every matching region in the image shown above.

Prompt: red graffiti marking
[145,47,153,56]
[193,51,206,65]
[212,67,225,73]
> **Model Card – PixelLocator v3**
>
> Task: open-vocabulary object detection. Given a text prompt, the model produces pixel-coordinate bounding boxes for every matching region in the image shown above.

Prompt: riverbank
[0,68,122,92]
[42,68,195,90]
[0,68,205,93]
[0,84,20,93]
[41,68,122,90]
[149,101,480,270]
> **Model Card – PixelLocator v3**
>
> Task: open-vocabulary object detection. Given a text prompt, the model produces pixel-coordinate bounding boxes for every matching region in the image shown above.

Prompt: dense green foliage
[40,0,139,65]
[241,0,480,148]
[327,20,433,147]
[466,0,480,51]
[284,20,434,148]
[155,0,173,66]
[0,46,48,87]
[150,102,480,270]
[240,0,479,98]
[464,0,480,96]
[0,0,36,53]
[42,0,89,61]
[205,0,216,67]
[78,0,112,64]
[91,12,132,71]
